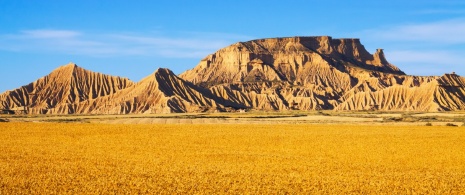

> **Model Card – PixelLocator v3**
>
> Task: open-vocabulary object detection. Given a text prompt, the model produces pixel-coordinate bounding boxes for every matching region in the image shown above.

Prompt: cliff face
[180,36,465,112]
[2,36,465,114]
[180,36,403,88]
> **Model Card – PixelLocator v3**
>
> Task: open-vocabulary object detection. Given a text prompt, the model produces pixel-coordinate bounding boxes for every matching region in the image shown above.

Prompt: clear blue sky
[1,0,465,92]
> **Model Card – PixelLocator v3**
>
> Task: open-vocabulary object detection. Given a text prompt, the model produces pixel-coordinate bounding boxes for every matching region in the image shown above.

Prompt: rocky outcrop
[180,36,404,88]
[68,68,244,114]
[2,36,465,114]
[0,64,244,115]
[0,63,134,114]
[335,74,465,111]
[180,36,465,112]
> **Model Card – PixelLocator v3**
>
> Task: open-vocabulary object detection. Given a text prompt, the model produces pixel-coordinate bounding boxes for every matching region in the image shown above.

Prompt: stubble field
[1,122,464,194]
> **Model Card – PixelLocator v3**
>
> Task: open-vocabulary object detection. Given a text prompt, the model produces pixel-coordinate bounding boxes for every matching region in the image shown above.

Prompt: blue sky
[1,0,465,92]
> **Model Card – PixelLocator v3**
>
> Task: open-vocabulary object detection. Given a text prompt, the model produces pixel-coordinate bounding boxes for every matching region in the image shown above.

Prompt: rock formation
[2,36,465,114]
[67,68,243,114]
[0,63,134,114]
[180,36,403,87]
[180,36,465,112]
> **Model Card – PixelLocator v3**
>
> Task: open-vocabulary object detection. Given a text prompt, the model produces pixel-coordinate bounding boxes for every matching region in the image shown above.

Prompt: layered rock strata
[2,36,465,114]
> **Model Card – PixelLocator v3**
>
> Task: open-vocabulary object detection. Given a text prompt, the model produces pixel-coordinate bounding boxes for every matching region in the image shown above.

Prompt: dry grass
[1,123,464,194]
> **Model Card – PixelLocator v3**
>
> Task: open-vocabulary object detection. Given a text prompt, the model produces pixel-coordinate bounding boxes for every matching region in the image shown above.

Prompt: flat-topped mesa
[259,36,403,72]
[269,36,396,67]
[180,36,405,88]
[6,35,465,114]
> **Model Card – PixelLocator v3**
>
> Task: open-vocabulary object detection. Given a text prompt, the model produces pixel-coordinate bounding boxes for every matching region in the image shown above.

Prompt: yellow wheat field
[0,122,464,194]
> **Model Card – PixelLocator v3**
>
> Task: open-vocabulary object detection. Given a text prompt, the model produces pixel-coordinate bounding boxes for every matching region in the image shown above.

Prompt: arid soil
[2,36,465,114]
[2,111,464,126]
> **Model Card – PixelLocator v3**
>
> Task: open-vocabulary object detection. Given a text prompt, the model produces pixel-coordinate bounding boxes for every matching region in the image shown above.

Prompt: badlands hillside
[1,36,465,114]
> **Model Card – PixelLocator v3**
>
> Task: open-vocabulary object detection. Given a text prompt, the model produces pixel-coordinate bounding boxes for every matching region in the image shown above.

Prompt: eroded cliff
[0,63,134,114]
[2,36,465,114]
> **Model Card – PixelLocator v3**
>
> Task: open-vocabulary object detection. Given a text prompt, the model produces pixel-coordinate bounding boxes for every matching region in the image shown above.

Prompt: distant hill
[68,68,244,114]
[2,36,465,114]
[0,64,134,114]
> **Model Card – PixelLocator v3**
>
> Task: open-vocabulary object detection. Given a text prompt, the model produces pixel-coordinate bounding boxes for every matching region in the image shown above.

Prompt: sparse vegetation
[425,122,433,126]
[383,117,403,122]
[44,118,87,123]
[316,111,330,116]
[445,123,458,127]
[1,122,464,194]
[4,111,465,126]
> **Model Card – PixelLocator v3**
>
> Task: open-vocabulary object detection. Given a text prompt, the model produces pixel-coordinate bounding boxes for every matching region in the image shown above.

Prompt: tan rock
[0,63,134,114]
[67,68,244,114]
[2,36,465,114]
[180,36,465,112]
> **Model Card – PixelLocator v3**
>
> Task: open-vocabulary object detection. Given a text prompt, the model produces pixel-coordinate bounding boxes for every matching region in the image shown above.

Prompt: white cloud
[0,29,252,58]
[359,18,465,75]
[383,50,465,76]
[20,29,81,39]
[386,50,465,65]
[0,29,108,55]
[365,18,465,44]
[110,34,230,51]
[415,9,465,15]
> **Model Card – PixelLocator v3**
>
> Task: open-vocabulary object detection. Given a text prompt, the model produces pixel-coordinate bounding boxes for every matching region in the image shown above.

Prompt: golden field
[0,122,464,194]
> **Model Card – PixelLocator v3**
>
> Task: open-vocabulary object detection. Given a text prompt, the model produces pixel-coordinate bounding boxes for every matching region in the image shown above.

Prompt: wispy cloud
[366,18,465,44]
[110,34,231,51]
[0,29,253,58]
[385,50,463,75]
[415,9,465,15]
[360,18,465,75]
[20,30,82,39]
[364,18,465,44]
[386,50,465,65]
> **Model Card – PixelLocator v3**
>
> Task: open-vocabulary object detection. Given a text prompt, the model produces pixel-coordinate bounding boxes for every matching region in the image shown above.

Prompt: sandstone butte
[1,36,465,114]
